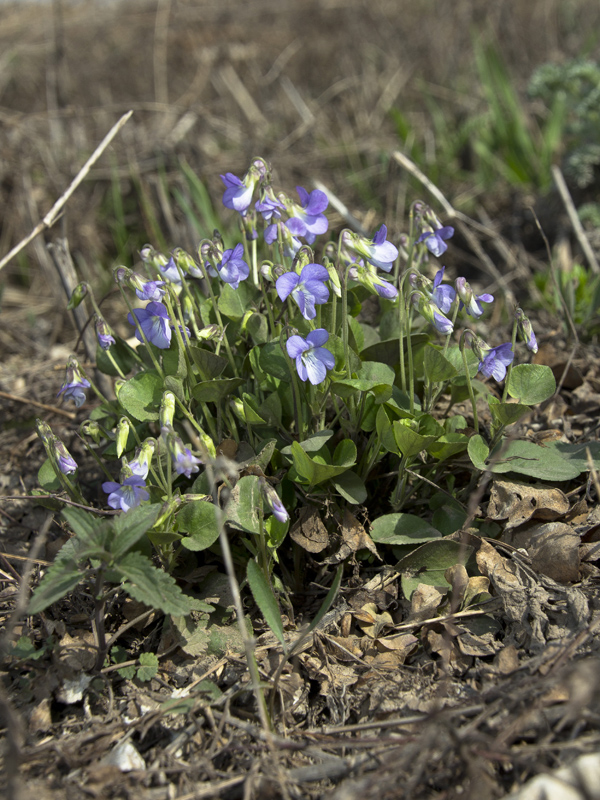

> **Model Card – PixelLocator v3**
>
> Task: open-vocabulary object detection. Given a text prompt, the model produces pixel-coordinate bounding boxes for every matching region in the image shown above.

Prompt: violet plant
[33,156,563,657]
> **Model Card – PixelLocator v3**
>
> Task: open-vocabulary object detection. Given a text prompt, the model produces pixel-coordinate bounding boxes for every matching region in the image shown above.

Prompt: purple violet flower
[286,328,335,385]
[255,186,285,222]
[95,316,115,350]
[221,164,265,215]
[417,225,455,257]
[127,301,172,349]
[478,343,514,381]
[102,475,149,511]
[430,267,456,314]
[159,256,182,284]
[265,220,302,258]
[284,187,329,244]
[410,292,453,335]
[54,439,77,474]
[136,280,166,301]
[276,263,330,320]
[348,264,398,300]
[57,361,91,408]
[162,425,202,478]
[215,243,250,290]
[343,225,399,272]
[455,277,493,318]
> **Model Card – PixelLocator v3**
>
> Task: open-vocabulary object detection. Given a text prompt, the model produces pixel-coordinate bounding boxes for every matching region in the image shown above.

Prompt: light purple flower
[430,267,456,314]
[57,361,90,408]
[343,225,399,272]
[348,264,398,300]
[174,449,203,478]
[410,292,453,335]
[286,328,335,385]
[265,220,302,258]
[285,187,329,244]
[95,316,115,350]
[54,439,77,474]
[515,308,538,353]
[276,264,330,320]
[255,186,285,222]
[417,225,455,257]
[478,343,514,381]
[127,301,172,349]
[455,277,493,318]
[102,475,149,511]
[159,256,182,284]
[135,280,166,301]
[215,243,249,290]
[221,172,255,214]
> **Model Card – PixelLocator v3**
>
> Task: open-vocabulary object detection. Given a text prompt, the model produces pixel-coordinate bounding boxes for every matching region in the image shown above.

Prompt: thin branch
[0,110,133,273]
[551,164,600,275]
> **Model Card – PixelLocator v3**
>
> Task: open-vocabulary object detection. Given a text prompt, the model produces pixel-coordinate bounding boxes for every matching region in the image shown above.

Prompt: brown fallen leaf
[326,509,380,563]
[488,478,569,531]
[511,522,580,584]
[409,583,445,621]
[289,506,329,553]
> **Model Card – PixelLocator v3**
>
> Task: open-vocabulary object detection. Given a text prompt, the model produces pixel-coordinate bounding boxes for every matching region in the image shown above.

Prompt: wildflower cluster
[41,155,552,601]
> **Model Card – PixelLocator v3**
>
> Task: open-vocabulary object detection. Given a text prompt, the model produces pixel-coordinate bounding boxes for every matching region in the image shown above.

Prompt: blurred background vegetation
[1,0,599,321]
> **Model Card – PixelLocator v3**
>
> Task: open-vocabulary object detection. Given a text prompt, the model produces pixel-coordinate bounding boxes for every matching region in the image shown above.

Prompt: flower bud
[126,438,156,479]
[410,292,453,335]
[95,315,116,350]
[115,417,130,458]
[160,391,176,428]
[197,324,221,342]
[67,282,88,310]
[515,307,538,353]
[54,438,78,475]
[260,478,289,523]
[80,420,103,444]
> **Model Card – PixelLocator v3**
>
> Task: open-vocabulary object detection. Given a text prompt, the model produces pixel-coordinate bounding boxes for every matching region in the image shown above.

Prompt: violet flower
[276,263,330,320]
[348,264,398,300]
[455,277,493,318]
[216,243,250,290]
[265,220,302,258]
[478,343,514,381]
[343,225,399,272]
[284,187,329,244]
[286,328,335,385]
[95,316,115,350]
[430,267,456,314]
[57,360,91,408]
[417,225,454,257]
[102,475,149,511]
[127,301,172,349]
[410,292,453,335]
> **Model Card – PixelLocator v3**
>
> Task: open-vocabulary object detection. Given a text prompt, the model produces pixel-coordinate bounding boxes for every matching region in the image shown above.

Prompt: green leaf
[445,345,480,378]
[217,281,253,321]
[245,312,269,345]
[427,433,469,461]
[117,551,195,615]
[224,475,262,534]
[468,434,490,471]
[370,513,441,546]
[111,503,161,560]
[424,345,458,382]
[28,560,83,614]
[163,336,187,378]
[393,421,438,458]
[489,402,531,427]
[333,471,368,504]
[291,440,356,486]
[191,378,245,404]
[136,652,159,682]
[326,333,361,375]
[544,441,600,475]
[118,370,163,422]
[488,439,581,480]
[469,435,580,480]
[38,458,61,492]
[507,364,556,404]
[258,342,290,381]
[62,507,108,550]
[376,406,398,453]
[189,346,227,380]
[281,430,334,457]
[246,560,286,651]
[395,539,474,600]
[178,501,221,551]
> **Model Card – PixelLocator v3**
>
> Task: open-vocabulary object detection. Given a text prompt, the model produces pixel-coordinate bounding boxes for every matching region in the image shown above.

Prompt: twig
[0,389,76,420]
[551,164,600,275]
[0,110,133,273]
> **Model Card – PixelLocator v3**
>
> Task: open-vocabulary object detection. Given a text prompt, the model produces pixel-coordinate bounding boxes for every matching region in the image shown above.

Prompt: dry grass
[1,0,599,288]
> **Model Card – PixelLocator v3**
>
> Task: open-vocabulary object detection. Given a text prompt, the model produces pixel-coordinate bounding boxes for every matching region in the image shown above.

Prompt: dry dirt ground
[3,2,600,799]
